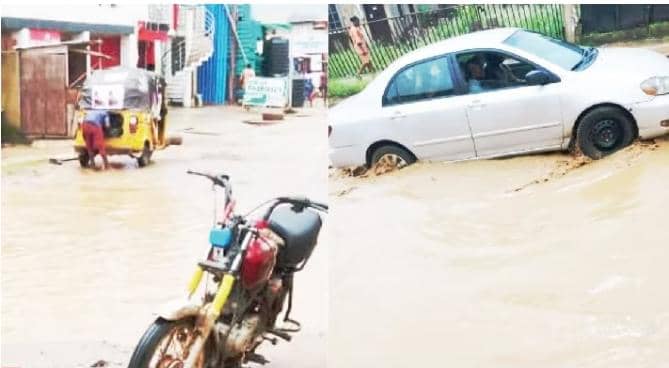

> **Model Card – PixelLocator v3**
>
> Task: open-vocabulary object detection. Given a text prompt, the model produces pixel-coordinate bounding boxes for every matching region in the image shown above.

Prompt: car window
[503,30,583,70]
[384,56,454,106]
[456,51,534,95]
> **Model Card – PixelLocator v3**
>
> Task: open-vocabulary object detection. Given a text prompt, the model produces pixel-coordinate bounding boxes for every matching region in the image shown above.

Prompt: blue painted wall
[197,4,230,104]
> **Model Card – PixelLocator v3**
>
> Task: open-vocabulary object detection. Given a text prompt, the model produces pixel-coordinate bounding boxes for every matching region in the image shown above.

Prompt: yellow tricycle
[73,66,179,168]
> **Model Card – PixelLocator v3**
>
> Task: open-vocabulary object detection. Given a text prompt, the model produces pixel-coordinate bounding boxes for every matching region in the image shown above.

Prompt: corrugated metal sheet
[20,48,68,137]
[197,4,230,105]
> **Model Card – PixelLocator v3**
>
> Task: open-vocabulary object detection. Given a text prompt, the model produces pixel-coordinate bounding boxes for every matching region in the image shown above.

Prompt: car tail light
[328,125,332,137]
[129,115,138,133]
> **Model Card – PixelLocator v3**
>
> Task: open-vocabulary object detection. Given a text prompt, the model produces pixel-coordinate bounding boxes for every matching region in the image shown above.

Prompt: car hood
[583,47,669,80]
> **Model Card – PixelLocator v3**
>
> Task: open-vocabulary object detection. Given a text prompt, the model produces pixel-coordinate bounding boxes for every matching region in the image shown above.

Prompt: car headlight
[640,76,669,96]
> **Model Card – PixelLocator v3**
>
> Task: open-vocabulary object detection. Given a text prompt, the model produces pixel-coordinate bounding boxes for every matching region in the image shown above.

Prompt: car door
[379,54,476,161]
[456,50,564,158]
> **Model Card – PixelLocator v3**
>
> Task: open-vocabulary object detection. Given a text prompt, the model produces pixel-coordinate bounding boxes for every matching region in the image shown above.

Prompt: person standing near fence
[348,16,374,77]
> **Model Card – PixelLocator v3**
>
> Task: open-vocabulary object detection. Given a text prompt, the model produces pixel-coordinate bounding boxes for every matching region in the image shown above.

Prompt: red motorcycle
[128,170,327,368]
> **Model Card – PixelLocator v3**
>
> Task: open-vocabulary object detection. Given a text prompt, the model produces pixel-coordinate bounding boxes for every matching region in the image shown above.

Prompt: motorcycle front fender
[157,299,203,321]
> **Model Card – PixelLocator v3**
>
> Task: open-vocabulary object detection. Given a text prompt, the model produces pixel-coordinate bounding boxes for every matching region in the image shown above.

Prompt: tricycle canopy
[78,66,165,111]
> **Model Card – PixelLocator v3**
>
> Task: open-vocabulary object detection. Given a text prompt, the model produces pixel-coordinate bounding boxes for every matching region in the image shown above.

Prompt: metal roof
[1,17,134,35]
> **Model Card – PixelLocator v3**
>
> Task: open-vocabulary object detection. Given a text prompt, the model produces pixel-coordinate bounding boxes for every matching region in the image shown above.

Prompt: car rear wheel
[576,106,636,159]
[370,145,416,174]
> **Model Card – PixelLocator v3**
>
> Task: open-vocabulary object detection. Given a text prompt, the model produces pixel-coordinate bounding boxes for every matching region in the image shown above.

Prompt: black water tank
[291,79,306,107]
[264,38,290,76]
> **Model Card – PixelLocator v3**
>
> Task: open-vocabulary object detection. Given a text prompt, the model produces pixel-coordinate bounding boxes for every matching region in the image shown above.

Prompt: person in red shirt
[82,109,109,170]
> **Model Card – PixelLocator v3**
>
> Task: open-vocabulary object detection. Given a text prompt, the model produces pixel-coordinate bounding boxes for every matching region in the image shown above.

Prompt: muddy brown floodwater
[1,106,328,367]
[329,137,669,368]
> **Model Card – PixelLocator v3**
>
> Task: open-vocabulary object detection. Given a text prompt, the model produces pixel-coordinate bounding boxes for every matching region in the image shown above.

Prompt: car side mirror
[525,70,552,86]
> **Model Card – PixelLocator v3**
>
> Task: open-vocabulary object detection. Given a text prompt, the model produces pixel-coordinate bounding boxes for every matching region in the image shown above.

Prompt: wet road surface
[329,137,669,368]
[1,106,328,367]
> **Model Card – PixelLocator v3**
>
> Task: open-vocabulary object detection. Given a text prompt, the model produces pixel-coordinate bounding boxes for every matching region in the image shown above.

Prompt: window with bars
[328,5,342,30]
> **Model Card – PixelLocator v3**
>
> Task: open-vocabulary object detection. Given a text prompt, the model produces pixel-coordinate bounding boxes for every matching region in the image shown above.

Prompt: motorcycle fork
[182,230,254,367]
[187,266,205,297]
[182,273,236,367]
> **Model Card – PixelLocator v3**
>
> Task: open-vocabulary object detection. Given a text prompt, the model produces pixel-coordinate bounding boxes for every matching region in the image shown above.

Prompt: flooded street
[1,106,328,367]
[329,137,669,368]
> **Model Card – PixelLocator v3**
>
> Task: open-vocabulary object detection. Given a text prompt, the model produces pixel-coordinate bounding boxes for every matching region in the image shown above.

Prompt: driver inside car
[465,58,488,93]
[485,53,525,85]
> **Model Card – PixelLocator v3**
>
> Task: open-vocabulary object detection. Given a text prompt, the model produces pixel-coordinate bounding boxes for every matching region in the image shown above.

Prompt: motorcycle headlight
[641,76,669,96]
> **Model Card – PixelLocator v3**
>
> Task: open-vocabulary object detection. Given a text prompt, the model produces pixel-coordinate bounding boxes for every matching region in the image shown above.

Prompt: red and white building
[1,4,176,73]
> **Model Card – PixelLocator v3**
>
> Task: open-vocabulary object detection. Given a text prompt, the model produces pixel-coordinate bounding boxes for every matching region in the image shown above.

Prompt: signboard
[291,29,327,55]
[92,84,125,109]
[243,77,288,108]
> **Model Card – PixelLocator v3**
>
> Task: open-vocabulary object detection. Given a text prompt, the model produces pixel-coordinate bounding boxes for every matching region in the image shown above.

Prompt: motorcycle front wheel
[128,317,206,368]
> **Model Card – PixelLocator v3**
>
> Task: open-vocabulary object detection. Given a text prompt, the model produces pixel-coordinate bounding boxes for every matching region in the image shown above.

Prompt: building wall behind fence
[197,4,230,105]
[328,4,565,79]
[581,4,669,34]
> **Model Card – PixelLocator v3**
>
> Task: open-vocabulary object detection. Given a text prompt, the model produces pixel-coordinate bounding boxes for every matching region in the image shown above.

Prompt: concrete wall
[290,23,328,56]
[290,22,328,89]
[1,51,21,128]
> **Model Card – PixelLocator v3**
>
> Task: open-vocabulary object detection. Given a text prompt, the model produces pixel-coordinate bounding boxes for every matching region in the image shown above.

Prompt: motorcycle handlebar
[275,196,328,212]
[187,170,230,188]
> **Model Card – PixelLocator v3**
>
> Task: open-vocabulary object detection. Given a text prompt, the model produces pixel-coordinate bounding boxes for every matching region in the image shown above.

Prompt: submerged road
[2,106,328,368]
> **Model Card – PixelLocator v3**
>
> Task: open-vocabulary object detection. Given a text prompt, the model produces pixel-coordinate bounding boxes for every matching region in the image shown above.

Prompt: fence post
[562,4,578,42]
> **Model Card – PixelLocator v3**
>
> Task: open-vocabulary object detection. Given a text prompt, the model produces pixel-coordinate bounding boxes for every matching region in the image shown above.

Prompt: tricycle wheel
[78,151,90,168]
[137,144,152,167]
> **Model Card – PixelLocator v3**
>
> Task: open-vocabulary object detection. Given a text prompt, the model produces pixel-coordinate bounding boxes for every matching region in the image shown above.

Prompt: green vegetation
[1,119,30,145]
[328,76,373,98]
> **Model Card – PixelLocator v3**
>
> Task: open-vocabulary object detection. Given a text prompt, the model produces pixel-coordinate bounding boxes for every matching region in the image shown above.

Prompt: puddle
[329,136,669,367]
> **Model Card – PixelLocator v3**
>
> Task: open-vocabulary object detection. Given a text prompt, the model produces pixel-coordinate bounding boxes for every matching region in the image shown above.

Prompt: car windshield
[503,30,585,70]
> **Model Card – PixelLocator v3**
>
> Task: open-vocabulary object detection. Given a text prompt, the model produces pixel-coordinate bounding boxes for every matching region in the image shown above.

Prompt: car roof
[391,28,520,67]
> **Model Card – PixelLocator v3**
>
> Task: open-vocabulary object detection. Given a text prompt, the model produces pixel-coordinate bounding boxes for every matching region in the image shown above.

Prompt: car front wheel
[576,106,636,159]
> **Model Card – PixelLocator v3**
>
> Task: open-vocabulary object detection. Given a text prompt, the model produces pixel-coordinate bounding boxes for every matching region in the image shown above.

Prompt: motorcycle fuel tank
[240,229,279,290]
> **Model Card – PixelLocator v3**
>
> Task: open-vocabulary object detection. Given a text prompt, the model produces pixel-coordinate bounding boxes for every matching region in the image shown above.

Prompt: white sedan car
[329,28,669,169]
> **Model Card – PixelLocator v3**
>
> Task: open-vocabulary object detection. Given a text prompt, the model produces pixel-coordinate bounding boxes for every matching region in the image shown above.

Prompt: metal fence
[328,4,565,79]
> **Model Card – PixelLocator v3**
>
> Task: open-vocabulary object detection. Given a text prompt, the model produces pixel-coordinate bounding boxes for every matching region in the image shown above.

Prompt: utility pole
[563,4,579,43]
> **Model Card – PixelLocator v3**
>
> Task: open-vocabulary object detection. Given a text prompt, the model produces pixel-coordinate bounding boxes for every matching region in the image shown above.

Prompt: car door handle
[390,111,407,120]
[467,100,486,109]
